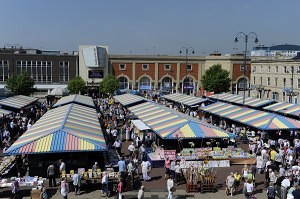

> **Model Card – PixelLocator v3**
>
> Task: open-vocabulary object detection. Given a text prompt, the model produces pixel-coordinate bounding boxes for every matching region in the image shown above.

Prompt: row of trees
[5,64,231,96]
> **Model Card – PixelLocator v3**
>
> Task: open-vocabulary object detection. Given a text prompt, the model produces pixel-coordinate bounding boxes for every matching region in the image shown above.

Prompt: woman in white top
[244,179,254,199]
[242,164,248,181]
[167,176,174,199]
[256,153,263,175]
[141,160,151,181]
[60,179,69,199]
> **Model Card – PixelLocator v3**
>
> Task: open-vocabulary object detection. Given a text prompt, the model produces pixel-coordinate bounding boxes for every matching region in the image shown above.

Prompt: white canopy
[131,119,151,131]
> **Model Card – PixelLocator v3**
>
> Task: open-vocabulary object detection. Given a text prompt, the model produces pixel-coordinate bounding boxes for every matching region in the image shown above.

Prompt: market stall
[52,94,95,108]
[113,93,146,107]
[130,119,152,143]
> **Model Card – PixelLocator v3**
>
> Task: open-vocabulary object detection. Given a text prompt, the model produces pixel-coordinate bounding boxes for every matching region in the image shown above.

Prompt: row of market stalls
[3,94,108,177]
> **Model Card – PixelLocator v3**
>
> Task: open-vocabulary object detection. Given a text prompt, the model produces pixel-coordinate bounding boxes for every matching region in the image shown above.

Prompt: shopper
[167,176,175,199]
[226,172,235,197]
[72,170,81,195]
[40,187,49,199]
[101,172,108,197]
[47,164,56,187]
[141,159,151,181]
[137,185,145,199]
[116,178,123,199]
[266,182,276,199]
[60,178,69,199]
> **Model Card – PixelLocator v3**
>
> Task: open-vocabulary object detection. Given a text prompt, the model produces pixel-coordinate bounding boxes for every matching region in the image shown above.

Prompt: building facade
[110,54,250,96]
[0,48,78,97]
[251,44,300,57]
[250,56,300,104]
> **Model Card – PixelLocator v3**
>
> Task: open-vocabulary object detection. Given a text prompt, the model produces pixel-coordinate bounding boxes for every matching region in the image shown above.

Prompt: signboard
[139,85,151,90]
[162,150,176,160]
[88,70,103,78]
[183,85,194,89]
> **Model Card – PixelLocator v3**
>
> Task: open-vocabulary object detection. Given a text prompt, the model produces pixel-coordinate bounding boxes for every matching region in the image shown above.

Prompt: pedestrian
[40,187,49,199]
[292,185,300,199]
[266,182,276,199]
[60,178,69,199]
[47,164,56,187]
[137,185,145,199]
[92,162,99,172]
[11,179,20,199]
[164,157,171,180]
[116,178,123,199]
[167,175,175,199]
[59,159,66,176]
[170,160,175,179]
[101,172,108,197]
[226,172,235,197]
[233,171,241,194]
[243,179,254,199]
[72,170,81,195]
[174,162,181,185]
[141,159,151,181]
[281,176,291,199]
[128,142,135,157]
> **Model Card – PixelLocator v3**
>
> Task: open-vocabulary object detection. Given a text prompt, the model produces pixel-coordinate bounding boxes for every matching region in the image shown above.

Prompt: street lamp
[234,32,258,105]
[179,47,195,95]
[286,66,300,103]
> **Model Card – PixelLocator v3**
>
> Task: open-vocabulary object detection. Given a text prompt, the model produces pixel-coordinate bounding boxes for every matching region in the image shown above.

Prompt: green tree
[201,64,231,94]
[99,75,119,95]
[67,76,86,94]
[6,71,35,96]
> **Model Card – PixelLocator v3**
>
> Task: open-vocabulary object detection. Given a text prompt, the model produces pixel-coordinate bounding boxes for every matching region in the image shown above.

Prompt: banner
[162,150,176,160]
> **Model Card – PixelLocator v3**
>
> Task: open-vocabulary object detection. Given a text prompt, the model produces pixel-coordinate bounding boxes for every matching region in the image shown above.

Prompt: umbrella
[50,87,68,96]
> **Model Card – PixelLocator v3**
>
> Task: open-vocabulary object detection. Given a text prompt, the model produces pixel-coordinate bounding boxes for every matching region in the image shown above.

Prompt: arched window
[118,77,128,90]
[139,76,151,90]
[237,77,248,90]
[183,76,194,94]
[162,77,172,90]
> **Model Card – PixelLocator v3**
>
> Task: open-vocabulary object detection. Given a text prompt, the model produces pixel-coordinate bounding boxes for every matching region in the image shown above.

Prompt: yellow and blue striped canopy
[53,95,95,108]
[129,102,232,139]
[263,102,300,118]
[4,103,107,155]
[114,94,146,106]
[0,95,38,109]
[163,93,207,106]
[201,102,300,130]
[208,93,274,108]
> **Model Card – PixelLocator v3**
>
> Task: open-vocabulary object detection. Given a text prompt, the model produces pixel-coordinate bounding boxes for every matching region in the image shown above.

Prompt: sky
[1,0,300,56]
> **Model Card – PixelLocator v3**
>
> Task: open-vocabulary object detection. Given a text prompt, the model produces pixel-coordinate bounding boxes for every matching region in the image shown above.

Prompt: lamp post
[234,32,258,105]
[286,66,300,103]
[179,47,195,95]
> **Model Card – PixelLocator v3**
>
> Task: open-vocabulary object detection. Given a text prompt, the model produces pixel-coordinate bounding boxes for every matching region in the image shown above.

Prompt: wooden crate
[186,183,198,193]
[31,189,41,199]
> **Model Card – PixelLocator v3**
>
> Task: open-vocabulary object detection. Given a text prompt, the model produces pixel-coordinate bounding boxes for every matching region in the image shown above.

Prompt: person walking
[60,178,69,199]
[226,172,235,197]
[101,172,109,197]
[266,182,276,199]
[167,176,175,199]
[11,179,20,199]
[281,176,291,199]
[116,179,123,199]
[244,179,254,199]
[234,171,241,194]
[40,187,49,199]
[72,170,81,195]
[47,164,56,187]
[137,185,145,199]
[141,159,151,181]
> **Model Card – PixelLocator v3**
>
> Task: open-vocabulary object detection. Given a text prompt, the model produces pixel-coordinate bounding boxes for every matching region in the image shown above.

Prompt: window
[252,66,256,73]
[187,64,192,70]
[164,64,171,70]
[298,66,300,73]
[298,79,300,89]
[162,77,172,89]
[118,77,128,90]
[272,92,279,100]
[275,77,278,87]
[275,66,278,73]
[283,78,286,87]
[268,66,271,73]
[240,65,245,71]
[0,60,9,82]
[284,66,288,73]
[260,66,263,73]
[267,77,270,86]
[253,76,256,85]
[260,77,263,85]
[119,64,126,70]
[290,78,293,87]
[59,61,69,82]
[142,64,149,70]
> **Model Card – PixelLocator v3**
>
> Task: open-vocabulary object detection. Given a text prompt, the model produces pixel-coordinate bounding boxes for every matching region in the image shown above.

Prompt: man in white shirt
[101,172,108,197]
[167,175,174,199]
[59,159,66,175]
[128,142,135,157]
[174,162,181,184]
[281,176,291,199]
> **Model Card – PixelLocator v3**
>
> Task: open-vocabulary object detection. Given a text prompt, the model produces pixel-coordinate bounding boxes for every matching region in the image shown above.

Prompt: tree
[6,71,35,96]
[99,75,119,95]
[67,76,86,94]
[201,64,231,94]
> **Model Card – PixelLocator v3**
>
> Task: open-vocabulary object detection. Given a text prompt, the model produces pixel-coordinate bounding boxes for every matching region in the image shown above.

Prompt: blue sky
[1,0,299,55]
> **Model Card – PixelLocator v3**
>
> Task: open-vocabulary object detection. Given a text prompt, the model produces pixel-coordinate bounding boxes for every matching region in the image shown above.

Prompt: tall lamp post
[286,66,300,103]
[234,32,258,105]
[179,47,195,95]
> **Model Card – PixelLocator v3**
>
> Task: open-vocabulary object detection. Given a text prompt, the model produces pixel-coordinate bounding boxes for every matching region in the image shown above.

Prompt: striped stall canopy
[128,102,189,138]
[201,102,300,130]
[0,109,12,117]
[52,95,95,108]
[167,121,231,139]
[263,102,300,118]
[0,95,38,109]
[4,103,107,155]
[208,93,274,108]
[113,94,146,106]
[163,93,207,107]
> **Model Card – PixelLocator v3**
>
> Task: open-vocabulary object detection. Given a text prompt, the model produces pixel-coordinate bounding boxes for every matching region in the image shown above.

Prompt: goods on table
[0,155,16,176]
